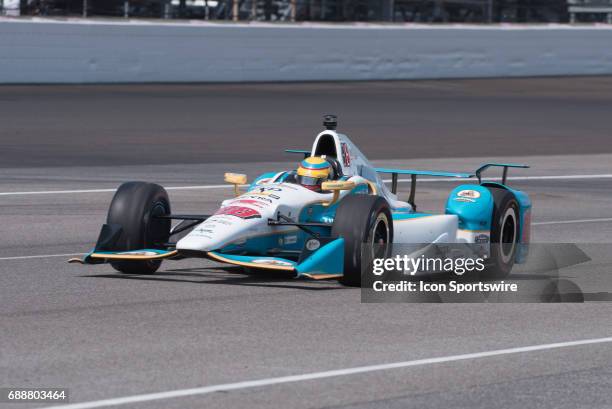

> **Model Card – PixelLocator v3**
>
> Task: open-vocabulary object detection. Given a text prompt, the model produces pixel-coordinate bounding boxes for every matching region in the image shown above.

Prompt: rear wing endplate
[474,163,529,184]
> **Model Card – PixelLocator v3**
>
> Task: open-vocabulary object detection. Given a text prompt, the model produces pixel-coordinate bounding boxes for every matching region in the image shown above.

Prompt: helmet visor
[297,175,323,187]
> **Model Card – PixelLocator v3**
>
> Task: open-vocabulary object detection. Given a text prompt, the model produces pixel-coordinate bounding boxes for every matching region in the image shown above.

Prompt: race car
[70,115,531,286]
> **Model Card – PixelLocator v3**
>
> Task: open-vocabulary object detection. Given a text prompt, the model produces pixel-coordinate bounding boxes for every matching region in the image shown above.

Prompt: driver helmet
[297,157,331,192]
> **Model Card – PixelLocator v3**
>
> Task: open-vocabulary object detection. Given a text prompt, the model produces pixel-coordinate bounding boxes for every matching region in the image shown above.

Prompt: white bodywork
[393,215,458,244]
[176,130,459,253]
[178,182,327,252]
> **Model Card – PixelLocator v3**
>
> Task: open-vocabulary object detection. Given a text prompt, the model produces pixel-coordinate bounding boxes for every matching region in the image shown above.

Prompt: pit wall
[2,19,612,83]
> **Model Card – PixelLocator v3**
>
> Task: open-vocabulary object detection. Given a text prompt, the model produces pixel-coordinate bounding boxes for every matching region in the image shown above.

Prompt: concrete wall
[2,19,612,83]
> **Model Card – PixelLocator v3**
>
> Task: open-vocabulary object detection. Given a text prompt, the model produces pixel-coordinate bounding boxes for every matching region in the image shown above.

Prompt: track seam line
[42,336,612,409]
[533,217,612,226]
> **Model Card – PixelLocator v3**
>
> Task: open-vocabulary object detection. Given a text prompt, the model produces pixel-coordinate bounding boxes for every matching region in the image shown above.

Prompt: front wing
[69,239,345,280]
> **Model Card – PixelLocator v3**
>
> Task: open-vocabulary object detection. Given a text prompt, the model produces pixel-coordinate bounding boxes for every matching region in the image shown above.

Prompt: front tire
[332,195,393,287]
[107,182,171,274]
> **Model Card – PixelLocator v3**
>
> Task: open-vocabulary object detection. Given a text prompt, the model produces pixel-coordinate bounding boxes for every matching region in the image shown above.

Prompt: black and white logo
[306,239,321,251]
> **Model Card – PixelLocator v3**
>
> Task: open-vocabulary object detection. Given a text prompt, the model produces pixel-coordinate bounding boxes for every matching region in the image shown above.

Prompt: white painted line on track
[2,174,612,196]
[0,253,85,261]
[392,173,612,183]
[0,185,231,196]
[533,217,612,226]
[43,336,612,409]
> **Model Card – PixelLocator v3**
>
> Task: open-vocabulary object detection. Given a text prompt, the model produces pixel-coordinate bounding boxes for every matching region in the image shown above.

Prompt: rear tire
[485,187,519,279]
[107,182,171,274]
[332,195,393,287]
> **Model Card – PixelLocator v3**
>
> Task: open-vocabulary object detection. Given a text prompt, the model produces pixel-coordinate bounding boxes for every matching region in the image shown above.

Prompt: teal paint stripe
[391,213,433,221]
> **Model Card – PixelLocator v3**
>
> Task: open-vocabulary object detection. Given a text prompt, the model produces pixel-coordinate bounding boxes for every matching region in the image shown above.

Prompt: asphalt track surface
[1,77,612,409]
[2,76,612,168]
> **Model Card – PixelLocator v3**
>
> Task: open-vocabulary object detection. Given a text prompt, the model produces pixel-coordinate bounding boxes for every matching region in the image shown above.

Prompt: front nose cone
[176,234,223,252]
[176,214,264,253]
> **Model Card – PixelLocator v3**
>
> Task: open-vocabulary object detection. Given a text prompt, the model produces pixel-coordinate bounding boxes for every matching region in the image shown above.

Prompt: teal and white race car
[70,115,531,286]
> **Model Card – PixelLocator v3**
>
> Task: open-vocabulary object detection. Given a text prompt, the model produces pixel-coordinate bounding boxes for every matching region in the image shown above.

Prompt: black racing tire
[107,182,171,274]
[332,195,393,287]
[485,187,520,279]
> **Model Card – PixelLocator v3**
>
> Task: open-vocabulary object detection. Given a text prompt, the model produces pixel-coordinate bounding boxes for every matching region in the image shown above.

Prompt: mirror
[321,180,355,206]
[224,173,247,196]
[224,173,247,185]
[321,180,355,191]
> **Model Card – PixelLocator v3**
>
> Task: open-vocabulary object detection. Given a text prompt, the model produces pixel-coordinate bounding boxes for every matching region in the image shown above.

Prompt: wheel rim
[500,207,517,264]
[370,213,390,259]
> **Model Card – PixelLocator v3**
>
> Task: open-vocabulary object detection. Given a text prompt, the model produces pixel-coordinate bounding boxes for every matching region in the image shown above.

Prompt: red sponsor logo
[232,199,267,209]
[341,143,351,167]
[214,206,262,220]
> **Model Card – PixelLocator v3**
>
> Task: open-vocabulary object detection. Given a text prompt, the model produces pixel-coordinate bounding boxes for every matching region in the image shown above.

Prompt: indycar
[70,115,531,286]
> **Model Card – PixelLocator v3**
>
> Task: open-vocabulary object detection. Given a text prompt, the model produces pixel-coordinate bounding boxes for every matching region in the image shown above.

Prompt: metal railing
[2,0,605,23]
[567,0,612,22]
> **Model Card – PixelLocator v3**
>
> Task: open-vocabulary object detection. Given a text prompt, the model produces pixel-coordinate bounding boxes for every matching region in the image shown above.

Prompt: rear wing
[474,163,529,184]
[375,163,528,209]
[375,168,472,209]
